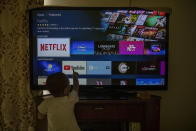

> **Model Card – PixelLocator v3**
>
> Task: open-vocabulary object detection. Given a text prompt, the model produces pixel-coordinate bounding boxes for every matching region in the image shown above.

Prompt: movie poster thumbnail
[112,61,136,74]
[116,13,131,24]
[109,12,120,23]
[102,11,113,22]
[130,14,139,24]
[135,14,148,25]
[137,61,160,75]
[105,23,128,35]
[106,34,124,41]
[112,79,136,86]
[94,41,119,55]
[144,15,166,28]
[155,28,166,39]
[133,26,158,39]
[123,36,144,41]
[124,24,137,36]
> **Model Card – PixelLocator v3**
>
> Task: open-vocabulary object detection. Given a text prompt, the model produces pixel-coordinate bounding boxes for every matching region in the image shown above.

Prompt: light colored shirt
[38,90,81,131]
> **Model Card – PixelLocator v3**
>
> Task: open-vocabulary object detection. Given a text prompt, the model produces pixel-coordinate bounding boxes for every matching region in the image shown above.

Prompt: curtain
[0,0,43,130]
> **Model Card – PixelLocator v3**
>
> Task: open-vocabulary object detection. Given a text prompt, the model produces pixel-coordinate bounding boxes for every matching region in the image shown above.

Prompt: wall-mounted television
[29,7,169,92]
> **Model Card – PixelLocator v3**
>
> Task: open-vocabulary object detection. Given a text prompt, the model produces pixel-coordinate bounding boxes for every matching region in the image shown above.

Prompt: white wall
[44,0,196,130]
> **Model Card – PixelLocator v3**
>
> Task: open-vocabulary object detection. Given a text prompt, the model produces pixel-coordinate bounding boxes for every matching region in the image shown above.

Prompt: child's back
[38,72,81,131]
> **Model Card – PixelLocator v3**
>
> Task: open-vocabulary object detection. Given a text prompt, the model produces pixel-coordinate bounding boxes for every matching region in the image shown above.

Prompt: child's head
[46,72,70,97]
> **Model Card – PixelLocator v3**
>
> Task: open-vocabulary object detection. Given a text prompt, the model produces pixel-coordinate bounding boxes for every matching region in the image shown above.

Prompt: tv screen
[29,7,169,90]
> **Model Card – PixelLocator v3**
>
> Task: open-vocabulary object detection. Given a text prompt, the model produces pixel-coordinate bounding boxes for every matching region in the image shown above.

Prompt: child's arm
[72,69,79,92]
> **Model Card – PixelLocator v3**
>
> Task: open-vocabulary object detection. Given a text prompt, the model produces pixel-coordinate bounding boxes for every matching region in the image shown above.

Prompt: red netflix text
[40,44,66,51]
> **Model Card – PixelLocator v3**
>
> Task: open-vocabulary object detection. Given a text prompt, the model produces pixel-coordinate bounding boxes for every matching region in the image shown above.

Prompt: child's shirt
[38,90,81,131]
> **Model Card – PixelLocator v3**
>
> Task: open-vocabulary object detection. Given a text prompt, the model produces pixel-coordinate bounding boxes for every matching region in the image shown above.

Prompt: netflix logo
[40,44,66,51]
[37,38,70,57]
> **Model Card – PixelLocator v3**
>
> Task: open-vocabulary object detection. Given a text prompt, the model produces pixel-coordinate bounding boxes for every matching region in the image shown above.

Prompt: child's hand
[72,69,79,91]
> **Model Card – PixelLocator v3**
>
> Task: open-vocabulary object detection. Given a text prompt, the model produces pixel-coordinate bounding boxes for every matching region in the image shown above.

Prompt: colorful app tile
[112,61,136,74]
[62,61,86,75]
[87,79,111,85]
[37,38,70,57]
[70,41,94,55]
[87,61,111,75]
[136,78,165,85]
[137,61,160,75]
[112,79,136,85]
[69,78,87,85]
[94,41,119,55]
[144,41,165,55]
[38,60,62,76]
[119,41,144,55]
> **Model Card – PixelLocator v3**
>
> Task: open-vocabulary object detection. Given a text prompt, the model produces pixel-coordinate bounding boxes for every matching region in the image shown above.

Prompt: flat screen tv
[29,7,169,92]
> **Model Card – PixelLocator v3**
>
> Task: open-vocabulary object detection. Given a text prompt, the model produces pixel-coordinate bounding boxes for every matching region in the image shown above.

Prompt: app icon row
[38,60,165,76]
[38,77,165,86]
[37,38,165,57]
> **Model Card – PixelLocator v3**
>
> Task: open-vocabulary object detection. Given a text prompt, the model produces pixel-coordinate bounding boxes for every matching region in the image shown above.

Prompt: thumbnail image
[155,28,166,39]
[119,41,144,55]
[130,14,139,24]
[87,61,111,75]
[136,78,165,85]
[145,15,166,27]
[106,34,124,41]
[137,61,160,75]
[144,41,165,55]
[123,36,144,41]
[102,11,113,22]
[116,14,131,24]
[37,38,70,57]
[132,25,145,38]
[112,79,136,85]
[141,27,158,39]
[135,14,148,25]
[105,23,128,35]
[94,41,119,55]
[112,61,136,74]
[155,16,166,28]
[70,41,94,55]
[69,78,87,85]
[109,12,120,23]
[125,25,137,36]
[87,78,111,85]
[62,61,86,75]
[38,60,62,76]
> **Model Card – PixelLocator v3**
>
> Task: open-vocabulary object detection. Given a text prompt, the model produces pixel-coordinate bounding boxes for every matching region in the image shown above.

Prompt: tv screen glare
[29,7,169,90]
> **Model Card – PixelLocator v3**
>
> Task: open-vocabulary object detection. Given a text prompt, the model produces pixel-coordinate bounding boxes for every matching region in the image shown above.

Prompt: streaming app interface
[31,8,168,88]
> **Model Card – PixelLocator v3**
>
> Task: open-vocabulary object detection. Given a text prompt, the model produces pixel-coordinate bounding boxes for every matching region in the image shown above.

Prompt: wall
[44,0,196,130]
[130,0,196,131]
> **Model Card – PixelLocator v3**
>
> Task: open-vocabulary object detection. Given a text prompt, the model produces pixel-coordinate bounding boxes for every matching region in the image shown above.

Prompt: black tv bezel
[29,6,169,91]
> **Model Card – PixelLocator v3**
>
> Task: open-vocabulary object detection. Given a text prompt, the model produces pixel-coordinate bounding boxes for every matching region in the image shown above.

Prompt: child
[38,70,81,131]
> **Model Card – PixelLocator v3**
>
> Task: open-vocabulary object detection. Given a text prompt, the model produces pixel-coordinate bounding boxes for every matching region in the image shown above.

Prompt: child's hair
[46,72,70,97]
